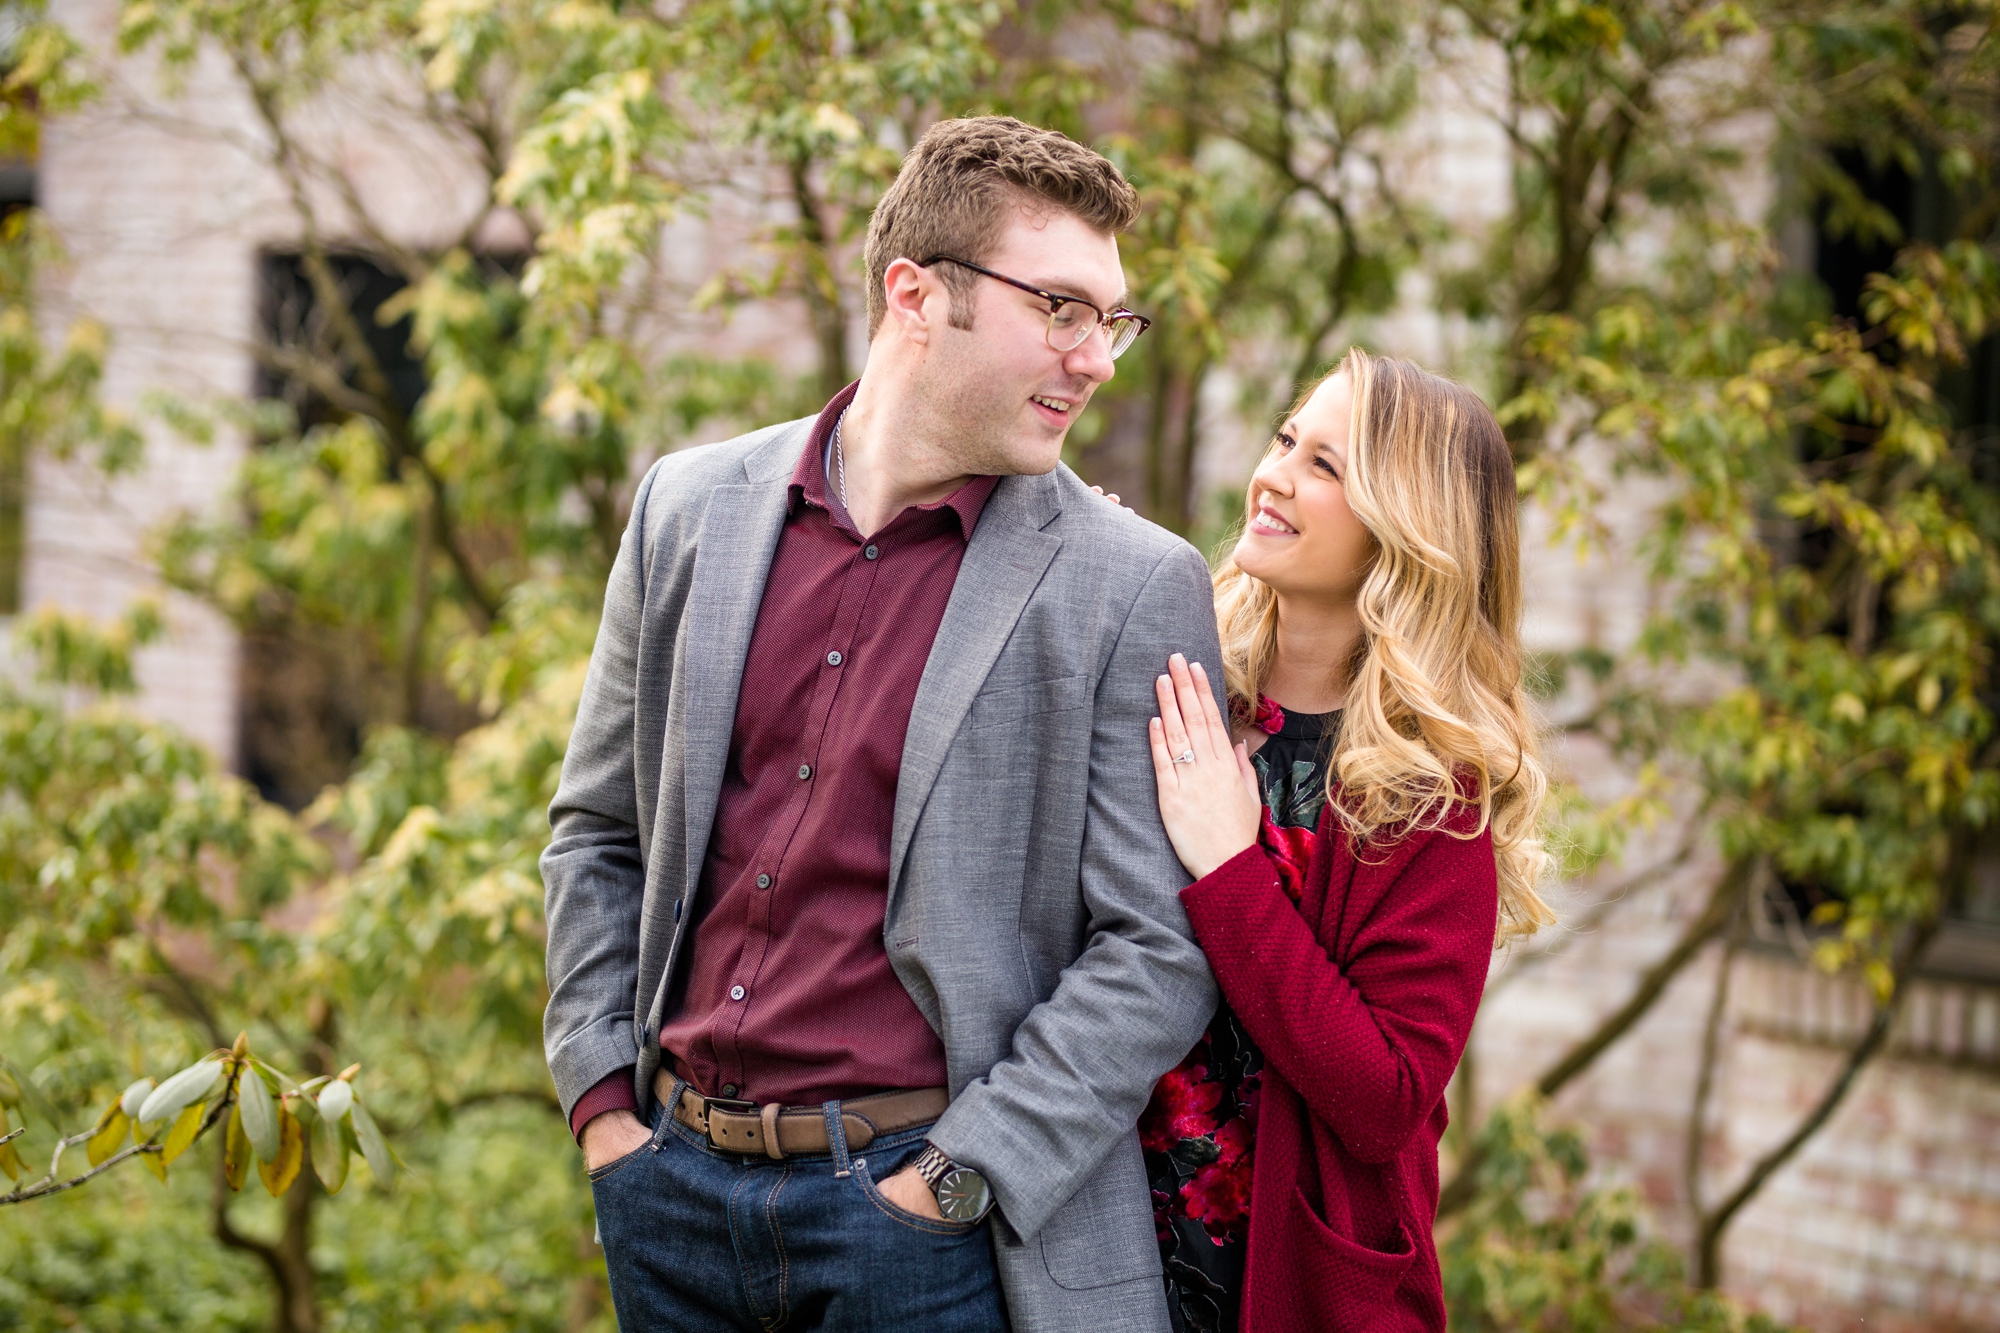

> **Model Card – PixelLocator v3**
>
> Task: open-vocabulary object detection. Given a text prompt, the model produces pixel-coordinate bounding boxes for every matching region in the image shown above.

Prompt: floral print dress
[1141,699,1342,1333]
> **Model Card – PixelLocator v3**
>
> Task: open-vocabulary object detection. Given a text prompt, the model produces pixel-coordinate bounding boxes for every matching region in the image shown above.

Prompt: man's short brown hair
[862,116,1141,337]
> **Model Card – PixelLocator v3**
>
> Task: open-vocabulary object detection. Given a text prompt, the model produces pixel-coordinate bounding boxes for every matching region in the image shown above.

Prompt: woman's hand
[1150,654,1263,880]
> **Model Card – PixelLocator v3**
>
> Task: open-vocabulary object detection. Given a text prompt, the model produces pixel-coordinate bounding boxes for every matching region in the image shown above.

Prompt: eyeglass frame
[918,255,1153,359]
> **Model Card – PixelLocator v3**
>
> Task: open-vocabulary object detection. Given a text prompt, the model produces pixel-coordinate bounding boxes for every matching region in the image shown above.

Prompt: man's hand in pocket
[581,1108,652,1171]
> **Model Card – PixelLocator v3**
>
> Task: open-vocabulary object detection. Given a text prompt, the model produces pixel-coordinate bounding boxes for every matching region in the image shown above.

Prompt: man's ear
[880,257,940,347]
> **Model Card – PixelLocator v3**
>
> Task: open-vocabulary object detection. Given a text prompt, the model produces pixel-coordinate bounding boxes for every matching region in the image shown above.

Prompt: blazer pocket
[967,674,1090,732]
[1285,1184,1417,1316]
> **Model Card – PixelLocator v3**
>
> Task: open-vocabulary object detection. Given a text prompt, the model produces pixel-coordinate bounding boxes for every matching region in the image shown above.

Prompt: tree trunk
[788,154,850,402]
[214,1152,320,1333]
[566,1221,608,1331]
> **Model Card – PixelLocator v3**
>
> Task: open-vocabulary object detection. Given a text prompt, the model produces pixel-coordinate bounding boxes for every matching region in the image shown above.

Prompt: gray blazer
[542,417,1221,1331]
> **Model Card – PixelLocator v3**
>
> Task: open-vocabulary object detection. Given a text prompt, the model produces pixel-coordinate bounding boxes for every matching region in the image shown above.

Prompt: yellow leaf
[138,1146,166,1183]
[86,1107,129,1167]
[258,1108,303,1198]
[0,1137,20,1183]
[160,1100,204,1166]
[223,1104,251,1192]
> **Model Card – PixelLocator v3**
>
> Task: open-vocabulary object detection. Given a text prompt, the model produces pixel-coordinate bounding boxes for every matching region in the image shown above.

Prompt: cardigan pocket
[1285,1184,1417,1314]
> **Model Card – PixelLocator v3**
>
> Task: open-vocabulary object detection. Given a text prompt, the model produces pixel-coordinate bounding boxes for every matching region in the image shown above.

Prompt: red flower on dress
[1251,694,1285,735]
[1229,693,1286,736]
[1260,808,1318,905]
[1183,1150,1255,1240]
[1140,1059,1223,1151]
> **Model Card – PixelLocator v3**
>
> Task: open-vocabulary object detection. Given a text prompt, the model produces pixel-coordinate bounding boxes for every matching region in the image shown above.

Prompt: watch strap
[911,1141,953,1191]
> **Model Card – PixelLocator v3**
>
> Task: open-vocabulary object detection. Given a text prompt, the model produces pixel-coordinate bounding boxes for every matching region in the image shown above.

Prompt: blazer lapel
[677,429,804,900]
[886,471,1063,902]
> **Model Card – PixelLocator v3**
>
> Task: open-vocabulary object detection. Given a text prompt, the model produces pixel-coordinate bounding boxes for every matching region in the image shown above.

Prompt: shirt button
[864,544,879,560]
[730,985,746,1001]
[798,764,812,780]
[826,650,843,666]
[755,873,772,889]
[722,1084,738,1098]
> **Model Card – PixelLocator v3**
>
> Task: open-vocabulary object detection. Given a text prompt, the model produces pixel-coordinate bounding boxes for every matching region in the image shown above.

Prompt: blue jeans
[590,1081,1008,1332]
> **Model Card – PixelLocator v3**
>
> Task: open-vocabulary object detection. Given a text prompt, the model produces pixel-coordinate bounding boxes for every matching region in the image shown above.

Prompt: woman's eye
[1315,457,1338,476]
[1274,433,1295,452]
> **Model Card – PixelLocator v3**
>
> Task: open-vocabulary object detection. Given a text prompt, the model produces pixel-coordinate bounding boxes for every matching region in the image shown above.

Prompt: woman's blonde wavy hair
[1214,347,1554,943]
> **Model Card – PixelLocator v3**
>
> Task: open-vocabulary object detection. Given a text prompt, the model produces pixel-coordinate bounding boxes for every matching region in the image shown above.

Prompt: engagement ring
[1173,750,1196,764]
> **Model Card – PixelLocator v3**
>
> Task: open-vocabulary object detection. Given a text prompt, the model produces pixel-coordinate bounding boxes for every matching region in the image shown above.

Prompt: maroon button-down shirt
[570,385,999,1136]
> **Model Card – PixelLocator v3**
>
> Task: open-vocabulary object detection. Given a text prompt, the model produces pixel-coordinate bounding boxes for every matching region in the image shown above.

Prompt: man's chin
[973,437,1066,478]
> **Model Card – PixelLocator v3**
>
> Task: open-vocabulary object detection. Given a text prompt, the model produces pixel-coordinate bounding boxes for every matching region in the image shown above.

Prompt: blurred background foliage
[0,0,1997,1329]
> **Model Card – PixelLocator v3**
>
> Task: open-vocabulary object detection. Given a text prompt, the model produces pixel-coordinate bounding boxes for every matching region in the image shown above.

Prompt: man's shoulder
[635,417,811,518]
[1042,465,1209,583]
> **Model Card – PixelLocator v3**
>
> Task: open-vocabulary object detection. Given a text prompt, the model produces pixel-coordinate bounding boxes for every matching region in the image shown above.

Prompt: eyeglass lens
[1047,305,1143,359]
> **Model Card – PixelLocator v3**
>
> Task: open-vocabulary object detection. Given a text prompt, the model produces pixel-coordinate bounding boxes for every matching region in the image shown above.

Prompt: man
[543,115,1220,1332]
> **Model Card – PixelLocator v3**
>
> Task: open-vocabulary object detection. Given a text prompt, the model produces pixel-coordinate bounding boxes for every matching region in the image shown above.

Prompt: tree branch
[1694,911,1941,1287]
[1438,854,1755,1218]
[1684,899,1747,1218]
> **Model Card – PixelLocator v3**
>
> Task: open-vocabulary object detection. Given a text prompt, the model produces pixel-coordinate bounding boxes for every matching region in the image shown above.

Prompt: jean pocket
[587,1141,651,1183]
[587,1120,663,1184]
[854,1156,981,1236]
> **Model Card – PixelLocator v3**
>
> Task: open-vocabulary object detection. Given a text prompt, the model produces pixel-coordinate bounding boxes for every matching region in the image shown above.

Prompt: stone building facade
[27,3,2000,1326]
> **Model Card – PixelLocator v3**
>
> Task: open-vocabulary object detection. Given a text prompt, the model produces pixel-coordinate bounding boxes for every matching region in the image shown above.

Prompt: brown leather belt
[655,1070,947,1161]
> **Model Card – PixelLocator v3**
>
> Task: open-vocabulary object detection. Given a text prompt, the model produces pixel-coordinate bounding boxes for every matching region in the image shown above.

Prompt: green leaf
[0,1054,57,1128]
[86,1106,129,1167]
[136,1058,224,1126]
[350,1100,393,1191]
[118,1077,154,1119]
[315,1078,353,1123]
[0,1108,19,1182]
[257,1107,303,1197]
[160,1100,204,1166]
[237,1061,280,1162]
[310,1101,348,1194]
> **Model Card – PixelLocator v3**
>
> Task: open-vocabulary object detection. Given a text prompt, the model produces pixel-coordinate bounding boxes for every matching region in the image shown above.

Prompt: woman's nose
[1253,456,1295,495]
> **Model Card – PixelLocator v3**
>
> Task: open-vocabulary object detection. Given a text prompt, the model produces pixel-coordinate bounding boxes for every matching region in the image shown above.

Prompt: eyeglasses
[920,255,1152,360]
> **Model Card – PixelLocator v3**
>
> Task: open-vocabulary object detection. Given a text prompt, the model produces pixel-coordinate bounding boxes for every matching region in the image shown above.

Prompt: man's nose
[1064,325,1117,384]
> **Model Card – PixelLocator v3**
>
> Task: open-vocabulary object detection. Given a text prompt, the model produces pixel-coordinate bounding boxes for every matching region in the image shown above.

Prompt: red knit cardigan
[1179,799,1497,1333]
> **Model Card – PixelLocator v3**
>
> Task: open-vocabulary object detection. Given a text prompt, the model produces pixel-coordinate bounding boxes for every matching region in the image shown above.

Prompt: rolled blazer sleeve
[927,543,1222,1242]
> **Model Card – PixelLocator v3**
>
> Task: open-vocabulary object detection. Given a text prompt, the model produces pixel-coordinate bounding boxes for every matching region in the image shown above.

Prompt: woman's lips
[1249,506,1298,535]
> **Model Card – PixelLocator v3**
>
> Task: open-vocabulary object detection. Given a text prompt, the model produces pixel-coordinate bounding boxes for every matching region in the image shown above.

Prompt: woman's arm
[1179,831,1494,1164]
[1147,655,1494,1164]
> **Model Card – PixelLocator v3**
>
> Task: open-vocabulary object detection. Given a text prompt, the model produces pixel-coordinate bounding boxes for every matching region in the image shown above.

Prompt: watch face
[935,1166,991,1223]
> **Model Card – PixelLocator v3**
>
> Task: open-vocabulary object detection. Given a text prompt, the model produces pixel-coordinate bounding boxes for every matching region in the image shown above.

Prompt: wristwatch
[909,1142,993,1223]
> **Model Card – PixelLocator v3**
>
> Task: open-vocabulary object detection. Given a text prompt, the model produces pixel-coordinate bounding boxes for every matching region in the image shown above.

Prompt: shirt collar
[788,381,1000,543]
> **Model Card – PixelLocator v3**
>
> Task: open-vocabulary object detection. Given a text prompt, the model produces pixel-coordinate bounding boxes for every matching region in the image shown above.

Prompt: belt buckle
[699,1097,759,1148]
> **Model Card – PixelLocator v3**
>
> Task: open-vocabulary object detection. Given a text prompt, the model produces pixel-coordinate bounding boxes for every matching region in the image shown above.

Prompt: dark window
[255,251,425,431]
[243,251,430,807]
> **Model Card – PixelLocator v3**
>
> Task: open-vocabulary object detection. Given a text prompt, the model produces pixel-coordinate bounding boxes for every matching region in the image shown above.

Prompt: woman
[1138,348,1553,1332]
